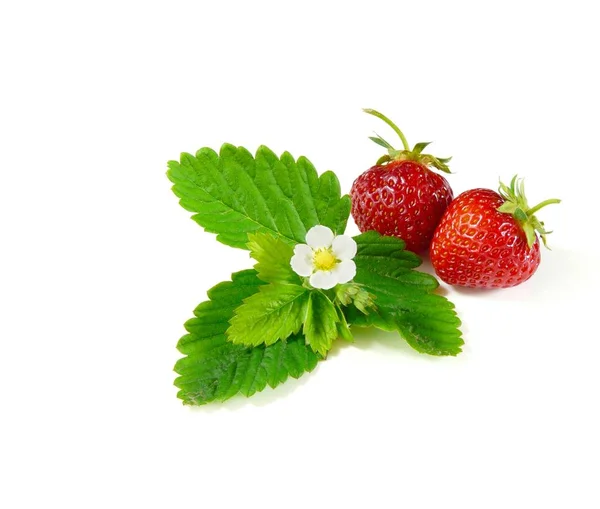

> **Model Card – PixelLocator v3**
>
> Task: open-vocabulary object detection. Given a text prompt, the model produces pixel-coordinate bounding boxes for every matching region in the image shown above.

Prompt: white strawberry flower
[290,225,357,290]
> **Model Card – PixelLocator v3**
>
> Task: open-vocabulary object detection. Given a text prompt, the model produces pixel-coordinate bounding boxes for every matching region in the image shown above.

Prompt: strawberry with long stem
[351,109,454,253]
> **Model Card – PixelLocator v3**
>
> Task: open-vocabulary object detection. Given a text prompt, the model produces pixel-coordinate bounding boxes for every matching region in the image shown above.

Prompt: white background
[1,1,599,508]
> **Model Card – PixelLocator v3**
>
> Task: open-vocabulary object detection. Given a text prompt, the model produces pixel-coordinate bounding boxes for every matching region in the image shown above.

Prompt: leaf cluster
[169,144,463,405]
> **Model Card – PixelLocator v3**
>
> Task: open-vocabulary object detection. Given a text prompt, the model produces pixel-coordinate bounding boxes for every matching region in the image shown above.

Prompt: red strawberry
[430,176,560,288]
[351,109,454,253]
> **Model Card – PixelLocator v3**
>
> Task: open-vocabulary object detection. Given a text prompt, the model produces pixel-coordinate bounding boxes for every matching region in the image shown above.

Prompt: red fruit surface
[350,160,453,253]
[430,188,541,288]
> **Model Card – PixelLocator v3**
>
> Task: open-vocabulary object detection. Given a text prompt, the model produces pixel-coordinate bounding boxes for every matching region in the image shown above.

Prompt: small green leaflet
[167,144,351,249]
[174,270,320,405]
[303,291,340,356]
[247,232,300,285]
[227,283,309,347]
[345,231,464,356]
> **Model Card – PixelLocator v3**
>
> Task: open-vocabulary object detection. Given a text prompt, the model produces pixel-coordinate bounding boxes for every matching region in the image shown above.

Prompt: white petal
[305,225,334,249]
[293,243,313,258]
[290,245,314,277]
[309,270,338,290]
[332,235,357,260]
[331,259,356,284]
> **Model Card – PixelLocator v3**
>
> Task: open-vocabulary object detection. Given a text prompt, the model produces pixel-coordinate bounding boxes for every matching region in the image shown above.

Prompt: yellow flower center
[313,248,337,271]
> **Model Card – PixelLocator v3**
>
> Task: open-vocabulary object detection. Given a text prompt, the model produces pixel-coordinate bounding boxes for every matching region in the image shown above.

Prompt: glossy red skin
[430,188,541,288]
[350,160,454,253]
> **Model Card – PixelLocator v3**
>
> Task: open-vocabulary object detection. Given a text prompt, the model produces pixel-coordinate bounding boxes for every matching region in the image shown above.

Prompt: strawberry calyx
[364,108,452,173]
[497,175,561,249]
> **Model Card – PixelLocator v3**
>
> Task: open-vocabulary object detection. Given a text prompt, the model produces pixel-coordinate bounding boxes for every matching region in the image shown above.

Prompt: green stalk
[527,198,561,216]
[363,108,410,151]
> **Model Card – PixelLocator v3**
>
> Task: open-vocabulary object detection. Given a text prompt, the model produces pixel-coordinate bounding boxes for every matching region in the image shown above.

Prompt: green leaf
[167,144,351,249]
[345,231,464,356]
[174,270,320,405]
[247,232,300,284]
[303,291,340,356]
[227,283,309,347]
[349,231,422,272]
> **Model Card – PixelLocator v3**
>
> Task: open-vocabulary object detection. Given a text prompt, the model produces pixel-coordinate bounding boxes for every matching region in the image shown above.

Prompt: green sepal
[419,153,452,174]
[497,201,518,214]
[376,154,392,165]
[412,141,432,154]
[497,175,561,248]
[514,208,527,222]
[369,134,395,150]
[530,217,552,249]
[522,222,536,248]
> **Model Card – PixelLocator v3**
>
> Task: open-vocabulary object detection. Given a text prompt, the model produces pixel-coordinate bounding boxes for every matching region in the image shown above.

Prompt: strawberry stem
[363,108,410,151]
[527,198,561,216]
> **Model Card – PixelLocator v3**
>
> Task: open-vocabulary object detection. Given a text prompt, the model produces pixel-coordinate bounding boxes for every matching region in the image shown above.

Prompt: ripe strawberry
[351,109,453,253]
[430,176,560,288]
